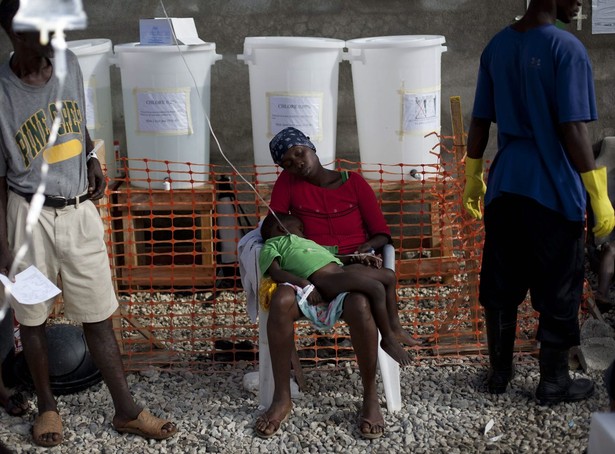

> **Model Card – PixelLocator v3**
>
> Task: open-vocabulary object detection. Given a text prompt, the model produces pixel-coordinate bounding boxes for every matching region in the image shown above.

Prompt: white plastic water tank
[67,38,115,178]
[114,42,221,189]
[345,35,447,181]
[238,37,345,182]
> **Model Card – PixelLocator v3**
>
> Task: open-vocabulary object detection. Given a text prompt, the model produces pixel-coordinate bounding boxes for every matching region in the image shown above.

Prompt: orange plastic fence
[85,137,589,372]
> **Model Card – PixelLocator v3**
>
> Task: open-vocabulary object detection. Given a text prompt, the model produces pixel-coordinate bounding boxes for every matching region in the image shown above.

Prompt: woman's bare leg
[254,286,301,436]
[342,293,384,437]
[597,243,615,304]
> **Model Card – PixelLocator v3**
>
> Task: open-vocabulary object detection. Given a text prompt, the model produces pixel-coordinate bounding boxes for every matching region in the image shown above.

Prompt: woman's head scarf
[269,127,316,165]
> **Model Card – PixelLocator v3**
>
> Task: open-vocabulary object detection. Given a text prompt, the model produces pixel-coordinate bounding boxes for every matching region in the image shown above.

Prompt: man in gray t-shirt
[0,0,176,447]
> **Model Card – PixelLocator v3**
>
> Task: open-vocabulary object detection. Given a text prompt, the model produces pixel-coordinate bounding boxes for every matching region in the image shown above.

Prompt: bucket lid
[345,35,446,49]
[67,38,112,56]
[114,42,217,53]
[243,36,345,50]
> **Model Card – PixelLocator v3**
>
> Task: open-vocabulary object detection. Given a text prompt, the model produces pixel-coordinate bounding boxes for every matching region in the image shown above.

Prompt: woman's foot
[380,337,412,366]
[254,400,292,438]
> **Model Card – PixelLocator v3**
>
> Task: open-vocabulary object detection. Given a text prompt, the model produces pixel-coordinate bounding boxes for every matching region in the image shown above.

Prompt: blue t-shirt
[472,24,597,222]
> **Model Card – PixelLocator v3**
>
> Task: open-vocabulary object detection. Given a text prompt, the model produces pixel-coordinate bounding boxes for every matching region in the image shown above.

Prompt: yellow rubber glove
[581,167,615,238]
[463,157,487,220]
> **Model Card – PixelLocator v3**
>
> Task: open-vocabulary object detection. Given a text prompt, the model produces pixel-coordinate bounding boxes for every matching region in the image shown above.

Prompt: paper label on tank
[268,93,323,140]
[136,89,191,134]
[84,85,96,129]
[402,91,440,132]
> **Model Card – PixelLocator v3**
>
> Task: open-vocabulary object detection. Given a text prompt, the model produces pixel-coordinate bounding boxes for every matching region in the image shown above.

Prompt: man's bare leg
[20,323,59,445]
[83,319,176,436]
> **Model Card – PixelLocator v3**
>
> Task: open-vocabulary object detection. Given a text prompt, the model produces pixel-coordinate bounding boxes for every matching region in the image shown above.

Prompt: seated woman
[259,212,413,366]
[254,127,420,440]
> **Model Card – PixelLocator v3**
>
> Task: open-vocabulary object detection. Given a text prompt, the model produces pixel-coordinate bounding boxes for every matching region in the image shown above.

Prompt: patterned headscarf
[269,127,316,165]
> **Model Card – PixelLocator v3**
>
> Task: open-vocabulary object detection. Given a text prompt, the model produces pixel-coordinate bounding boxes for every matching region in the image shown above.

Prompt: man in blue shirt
[463,0,614,404]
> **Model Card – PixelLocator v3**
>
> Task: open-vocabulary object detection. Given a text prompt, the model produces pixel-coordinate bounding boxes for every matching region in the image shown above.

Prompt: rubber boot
[484,308,517,394]
[536,344,594,405]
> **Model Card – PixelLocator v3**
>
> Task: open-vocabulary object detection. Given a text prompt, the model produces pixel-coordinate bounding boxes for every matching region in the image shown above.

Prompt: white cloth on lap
[237,224,263,322]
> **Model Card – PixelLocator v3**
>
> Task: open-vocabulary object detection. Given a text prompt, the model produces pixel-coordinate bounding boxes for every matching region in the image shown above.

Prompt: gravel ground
[1,261,613,453]
[0,355,610,453]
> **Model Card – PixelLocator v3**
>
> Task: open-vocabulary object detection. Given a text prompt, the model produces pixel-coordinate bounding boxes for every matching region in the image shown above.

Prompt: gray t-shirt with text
[0,50,88,198]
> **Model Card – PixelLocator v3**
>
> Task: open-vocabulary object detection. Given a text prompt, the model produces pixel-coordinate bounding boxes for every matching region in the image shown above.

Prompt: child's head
[261,213,303,240]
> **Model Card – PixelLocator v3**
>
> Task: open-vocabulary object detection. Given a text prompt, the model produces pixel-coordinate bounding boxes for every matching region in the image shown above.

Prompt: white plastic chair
[248,242,402,413]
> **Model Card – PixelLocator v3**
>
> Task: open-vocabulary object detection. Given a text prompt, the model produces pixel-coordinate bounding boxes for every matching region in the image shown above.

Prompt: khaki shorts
[7,191,118,326]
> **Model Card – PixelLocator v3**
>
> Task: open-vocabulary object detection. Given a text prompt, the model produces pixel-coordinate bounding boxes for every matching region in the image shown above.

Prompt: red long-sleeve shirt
[269,171,391,255]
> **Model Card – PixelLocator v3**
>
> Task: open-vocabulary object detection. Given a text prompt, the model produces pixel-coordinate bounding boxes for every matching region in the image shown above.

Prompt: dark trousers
[480,194,585,348]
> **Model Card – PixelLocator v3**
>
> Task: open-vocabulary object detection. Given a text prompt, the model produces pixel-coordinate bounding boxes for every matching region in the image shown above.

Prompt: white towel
[237,224,263,322]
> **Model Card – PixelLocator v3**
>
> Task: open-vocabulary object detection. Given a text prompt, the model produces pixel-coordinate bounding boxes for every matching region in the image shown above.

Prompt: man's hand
[463,157,487,220]
[0,248,14,277]
[87,158,106,201]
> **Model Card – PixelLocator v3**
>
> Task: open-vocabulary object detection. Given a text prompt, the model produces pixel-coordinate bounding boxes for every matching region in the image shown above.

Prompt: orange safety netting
[75,135,593,372]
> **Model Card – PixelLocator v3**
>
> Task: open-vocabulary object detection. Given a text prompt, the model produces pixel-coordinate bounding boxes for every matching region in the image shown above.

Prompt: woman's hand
[355,242,375,254]
[350,252,383,269]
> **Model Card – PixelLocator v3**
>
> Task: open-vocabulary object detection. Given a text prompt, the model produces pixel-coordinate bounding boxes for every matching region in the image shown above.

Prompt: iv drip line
[158,0,290,236]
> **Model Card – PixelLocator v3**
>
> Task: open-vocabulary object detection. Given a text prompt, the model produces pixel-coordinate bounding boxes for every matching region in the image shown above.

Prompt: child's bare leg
[311,270,412,366]
[344,265,422,347]
[385,279,423,347]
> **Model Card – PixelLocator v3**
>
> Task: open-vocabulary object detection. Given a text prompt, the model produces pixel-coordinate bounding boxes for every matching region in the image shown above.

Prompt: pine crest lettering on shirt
[14,109,49,168]
[14,99,83,168]
[49,100,83,136]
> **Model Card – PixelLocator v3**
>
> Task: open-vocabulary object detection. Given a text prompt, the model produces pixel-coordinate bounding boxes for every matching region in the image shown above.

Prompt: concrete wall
[1,0,613,166]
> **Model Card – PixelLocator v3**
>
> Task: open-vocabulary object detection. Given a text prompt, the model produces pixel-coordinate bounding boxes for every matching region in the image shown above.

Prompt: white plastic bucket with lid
[345,35,447,181]
[114,43,222,189]
[67,38,115,178]
[238,37,345,182]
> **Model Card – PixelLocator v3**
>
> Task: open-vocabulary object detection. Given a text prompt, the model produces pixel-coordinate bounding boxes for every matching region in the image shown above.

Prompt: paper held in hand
[0,265,61,305]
